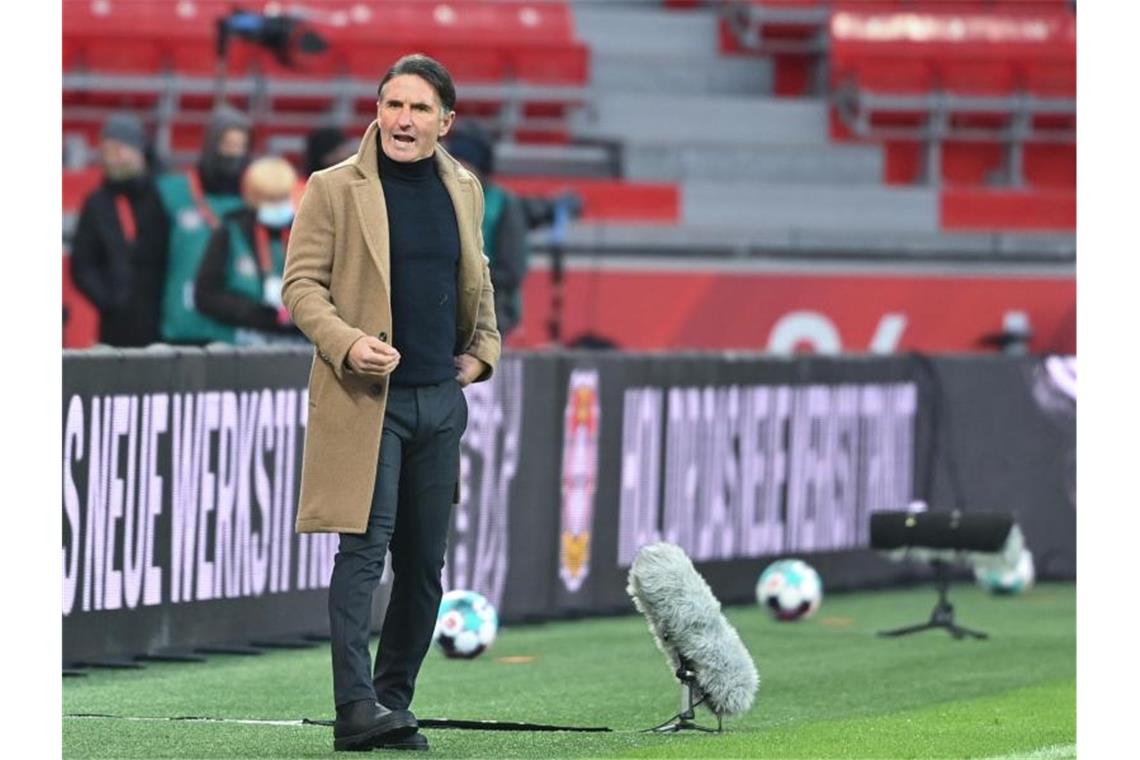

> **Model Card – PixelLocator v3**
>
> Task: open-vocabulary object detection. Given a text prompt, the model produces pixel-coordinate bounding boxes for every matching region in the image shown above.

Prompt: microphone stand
[877,560,988,640]
[645,655,722,733]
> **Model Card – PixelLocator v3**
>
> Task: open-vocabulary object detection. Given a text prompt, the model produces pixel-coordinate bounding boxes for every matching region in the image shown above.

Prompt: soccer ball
[433,590,499,659]
[756,559,823,621]
[975,548,1035,595]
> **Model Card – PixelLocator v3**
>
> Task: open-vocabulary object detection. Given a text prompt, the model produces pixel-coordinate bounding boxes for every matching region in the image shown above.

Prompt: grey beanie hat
[100,113,147,153]
[202,105,252,156]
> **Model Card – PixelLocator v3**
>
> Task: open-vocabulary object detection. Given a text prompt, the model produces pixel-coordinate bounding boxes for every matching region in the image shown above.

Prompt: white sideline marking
[979,743,1076,760]
[64,714,309,727]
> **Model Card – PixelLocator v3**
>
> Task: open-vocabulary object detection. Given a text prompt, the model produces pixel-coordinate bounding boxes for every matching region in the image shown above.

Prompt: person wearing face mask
[194,156,306,346]
[155,106,252,344]
[70,113,170,347]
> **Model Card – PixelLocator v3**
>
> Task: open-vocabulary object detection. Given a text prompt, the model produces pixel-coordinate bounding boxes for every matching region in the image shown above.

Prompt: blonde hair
[242,156,298,199]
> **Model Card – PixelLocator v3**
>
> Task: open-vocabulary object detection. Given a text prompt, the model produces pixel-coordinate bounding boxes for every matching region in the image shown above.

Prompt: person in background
[194,156,305,346]
[445,124,529,339]
[70,113,170,347]
[155,106,253,344]
[304,126,357,176]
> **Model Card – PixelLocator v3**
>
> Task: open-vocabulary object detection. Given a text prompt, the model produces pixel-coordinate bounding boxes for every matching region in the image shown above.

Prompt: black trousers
[328,377,467,709]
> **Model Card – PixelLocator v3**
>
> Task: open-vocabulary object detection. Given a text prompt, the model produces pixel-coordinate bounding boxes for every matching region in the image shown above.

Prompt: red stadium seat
[63,169,103,215]
[417,47,510,84]
[940,187,1074,231]
[837,58,933,131]
[719,0,829,95]
[80,38,165,74]
[62,37,82,71]
[851,58,934,94]
[167,38,259,77]
[169,122,209,153]
[1022,60,1076,98]
[496,178,680,224]
[938,60,1017,97]
[64,1,588,85]
[829,2,1074,187]
[344,44,420,83]
[509,44,589,85]
[940,60,1017,136]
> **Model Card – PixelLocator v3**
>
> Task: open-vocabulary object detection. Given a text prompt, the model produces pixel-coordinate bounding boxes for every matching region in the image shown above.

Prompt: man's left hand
[454,353,488,387]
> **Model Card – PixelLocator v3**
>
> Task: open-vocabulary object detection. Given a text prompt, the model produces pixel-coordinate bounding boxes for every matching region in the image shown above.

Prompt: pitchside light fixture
[870,510,1024,640]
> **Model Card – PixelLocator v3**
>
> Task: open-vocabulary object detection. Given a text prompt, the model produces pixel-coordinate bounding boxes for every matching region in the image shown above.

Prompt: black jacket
[70,177,169,346]
[194,208,300,336]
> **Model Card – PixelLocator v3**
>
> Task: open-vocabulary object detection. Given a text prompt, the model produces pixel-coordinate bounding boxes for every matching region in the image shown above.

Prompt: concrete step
[573,5,720,56]
[571,93,832,145]
[624,142,883,183]
[681,181,940,233]
[530,224,1076,262]
[589,51,772,96]
[495,143,617,178]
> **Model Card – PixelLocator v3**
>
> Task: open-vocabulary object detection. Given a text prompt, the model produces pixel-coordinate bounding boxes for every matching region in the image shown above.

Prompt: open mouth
[393,134,415,144]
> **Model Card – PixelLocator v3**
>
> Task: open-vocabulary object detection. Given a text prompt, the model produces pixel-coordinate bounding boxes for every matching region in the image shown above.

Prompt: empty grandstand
[62,0,1075,355]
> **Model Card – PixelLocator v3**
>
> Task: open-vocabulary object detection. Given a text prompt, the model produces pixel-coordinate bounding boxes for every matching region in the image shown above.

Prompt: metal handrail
[63,70,593,165]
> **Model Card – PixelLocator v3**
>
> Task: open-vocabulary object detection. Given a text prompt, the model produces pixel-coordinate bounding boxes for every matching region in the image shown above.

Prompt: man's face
[377,74,455,163]
[217,127,249,158]
[100,138,145,180]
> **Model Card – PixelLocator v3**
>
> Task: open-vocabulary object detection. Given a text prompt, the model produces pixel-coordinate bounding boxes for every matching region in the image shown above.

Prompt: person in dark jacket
[194,156,306,346]
[70,113,170,347]
[445,124,529,339]
[303,126,357,176]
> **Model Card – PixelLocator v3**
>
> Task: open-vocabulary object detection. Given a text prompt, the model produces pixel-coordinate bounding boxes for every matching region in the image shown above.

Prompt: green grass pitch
[63,583,1075,758]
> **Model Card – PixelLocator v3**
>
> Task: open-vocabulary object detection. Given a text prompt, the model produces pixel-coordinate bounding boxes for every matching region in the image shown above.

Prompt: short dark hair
[377,54,456,113]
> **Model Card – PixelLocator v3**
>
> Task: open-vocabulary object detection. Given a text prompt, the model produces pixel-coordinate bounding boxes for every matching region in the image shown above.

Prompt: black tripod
[644,657,722,733]
[878,561,988,640]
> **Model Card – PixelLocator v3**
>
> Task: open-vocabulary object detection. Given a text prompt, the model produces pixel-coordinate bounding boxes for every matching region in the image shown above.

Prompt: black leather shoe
[373,731,428,751]
[333,699,418,752]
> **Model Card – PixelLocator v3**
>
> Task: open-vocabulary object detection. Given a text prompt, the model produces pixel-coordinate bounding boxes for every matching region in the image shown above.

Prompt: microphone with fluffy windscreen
[626,542,759,732]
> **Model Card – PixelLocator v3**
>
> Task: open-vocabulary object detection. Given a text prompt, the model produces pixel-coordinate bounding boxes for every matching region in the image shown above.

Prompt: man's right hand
[346,336,400,376]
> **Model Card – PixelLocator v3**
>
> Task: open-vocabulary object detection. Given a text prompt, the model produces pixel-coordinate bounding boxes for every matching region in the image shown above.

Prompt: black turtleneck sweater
[378,143,460,387]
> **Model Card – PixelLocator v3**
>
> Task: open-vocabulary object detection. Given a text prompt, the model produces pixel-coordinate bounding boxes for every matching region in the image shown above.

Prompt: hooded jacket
[197,106,253,195]
[70,174,170,346]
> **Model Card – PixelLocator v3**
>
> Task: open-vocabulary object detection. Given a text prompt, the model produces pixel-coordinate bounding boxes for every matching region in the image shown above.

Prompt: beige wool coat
[282,121,501,534]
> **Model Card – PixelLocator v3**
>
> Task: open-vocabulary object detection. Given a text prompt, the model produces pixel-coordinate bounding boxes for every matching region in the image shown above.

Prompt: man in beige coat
[282,54,500,752]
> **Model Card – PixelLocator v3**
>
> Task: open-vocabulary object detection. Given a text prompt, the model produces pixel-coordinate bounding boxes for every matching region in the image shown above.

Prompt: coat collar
[350,120,470,185]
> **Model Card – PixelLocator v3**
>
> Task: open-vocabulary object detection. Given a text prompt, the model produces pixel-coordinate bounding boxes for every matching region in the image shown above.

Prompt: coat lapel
[434,144,482,335]
[350,122,390,297]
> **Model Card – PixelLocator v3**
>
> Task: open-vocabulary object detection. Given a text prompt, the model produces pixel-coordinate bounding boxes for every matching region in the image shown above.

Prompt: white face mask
[257,200,294,228]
